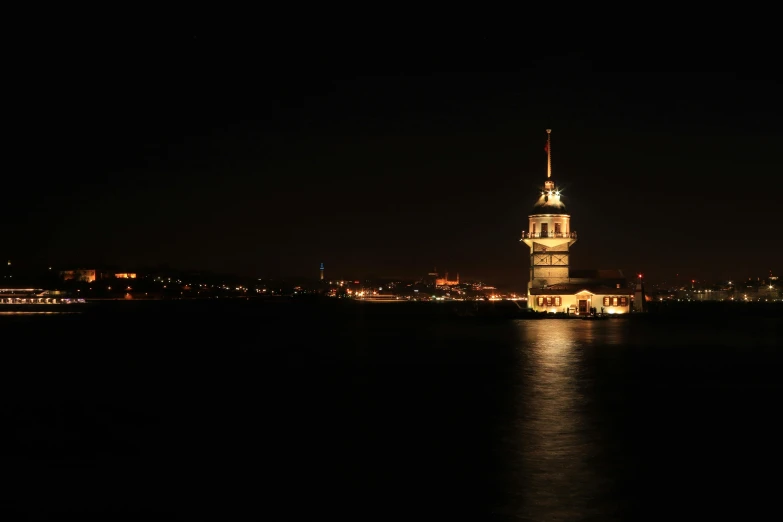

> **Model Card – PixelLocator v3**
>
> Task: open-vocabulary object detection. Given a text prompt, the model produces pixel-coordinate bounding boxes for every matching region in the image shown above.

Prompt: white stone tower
[633,274,645,312]
[521,129,577,301]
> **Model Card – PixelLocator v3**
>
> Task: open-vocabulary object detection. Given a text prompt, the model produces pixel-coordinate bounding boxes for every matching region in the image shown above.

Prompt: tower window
[554,223,561,236]
[532,224,536,235]
[541,223,548,237]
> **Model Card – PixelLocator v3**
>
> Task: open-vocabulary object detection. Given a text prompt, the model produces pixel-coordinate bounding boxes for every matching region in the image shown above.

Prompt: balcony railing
[521,231,577,239]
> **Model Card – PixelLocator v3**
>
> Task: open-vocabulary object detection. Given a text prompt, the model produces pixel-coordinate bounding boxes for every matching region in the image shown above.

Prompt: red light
[691,280,695,283]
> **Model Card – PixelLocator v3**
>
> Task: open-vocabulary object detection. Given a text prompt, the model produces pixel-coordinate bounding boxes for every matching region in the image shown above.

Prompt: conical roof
[530,190,568,215]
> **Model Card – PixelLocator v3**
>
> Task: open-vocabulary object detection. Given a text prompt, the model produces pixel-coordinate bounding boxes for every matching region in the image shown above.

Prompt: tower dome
[531,183,568,215]
[530,129,568,215]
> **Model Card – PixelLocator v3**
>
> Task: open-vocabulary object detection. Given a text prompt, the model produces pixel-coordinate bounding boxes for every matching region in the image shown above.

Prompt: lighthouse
[521,130,577,299]
[521,130,634,314]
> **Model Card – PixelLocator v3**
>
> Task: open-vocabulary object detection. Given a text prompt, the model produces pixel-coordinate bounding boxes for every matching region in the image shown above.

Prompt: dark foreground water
[5,300,782,519]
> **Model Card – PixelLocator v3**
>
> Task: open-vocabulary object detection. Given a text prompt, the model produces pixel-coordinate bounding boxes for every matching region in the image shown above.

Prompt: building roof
[530,193,568,215]
[530,283,633,295]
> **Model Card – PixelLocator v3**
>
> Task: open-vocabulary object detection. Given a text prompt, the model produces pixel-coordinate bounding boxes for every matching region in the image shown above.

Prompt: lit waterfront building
[521,130,635,314]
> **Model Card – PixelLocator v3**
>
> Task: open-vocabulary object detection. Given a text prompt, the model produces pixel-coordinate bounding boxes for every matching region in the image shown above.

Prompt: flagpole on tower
[546,129,552,178]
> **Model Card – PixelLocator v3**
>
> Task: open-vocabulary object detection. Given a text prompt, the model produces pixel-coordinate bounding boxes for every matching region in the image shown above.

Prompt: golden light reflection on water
[0,311,81,315]
[506,320,609,519]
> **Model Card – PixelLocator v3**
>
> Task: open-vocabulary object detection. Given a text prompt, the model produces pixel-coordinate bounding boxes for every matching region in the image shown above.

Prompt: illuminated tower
[634,274,645,312]
[320,262,324,281]
[521,129,577,300]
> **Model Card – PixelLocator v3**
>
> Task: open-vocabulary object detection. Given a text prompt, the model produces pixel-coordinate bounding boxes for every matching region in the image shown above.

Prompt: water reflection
[506,320,612,520]
[0,311,81,315]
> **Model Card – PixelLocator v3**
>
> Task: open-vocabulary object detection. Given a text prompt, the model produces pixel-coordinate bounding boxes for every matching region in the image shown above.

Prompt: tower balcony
[521,232,577,240]
[521,231,577,249]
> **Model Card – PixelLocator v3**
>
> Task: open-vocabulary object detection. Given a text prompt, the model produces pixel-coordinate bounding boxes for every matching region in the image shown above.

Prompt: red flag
[544,143,549,153]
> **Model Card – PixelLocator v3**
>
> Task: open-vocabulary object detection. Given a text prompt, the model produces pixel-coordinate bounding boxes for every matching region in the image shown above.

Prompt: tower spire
[546,129,552,178]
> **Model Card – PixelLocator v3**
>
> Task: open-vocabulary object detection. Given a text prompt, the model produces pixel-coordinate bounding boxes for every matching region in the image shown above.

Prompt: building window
[555,223,561,236]
[603,296,610,306]
[612,297,618,306]
[532,224,536,235]
[538,296,562,307]
[620,297,628,306]
[541,223,548,236]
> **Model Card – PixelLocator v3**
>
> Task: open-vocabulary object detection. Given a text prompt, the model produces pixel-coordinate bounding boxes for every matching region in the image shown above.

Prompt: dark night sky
[8,30,782,287]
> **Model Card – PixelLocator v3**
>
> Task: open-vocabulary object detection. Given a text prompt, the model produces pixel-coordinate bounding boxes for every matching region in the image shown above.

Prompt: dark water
[5,300,782,519]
